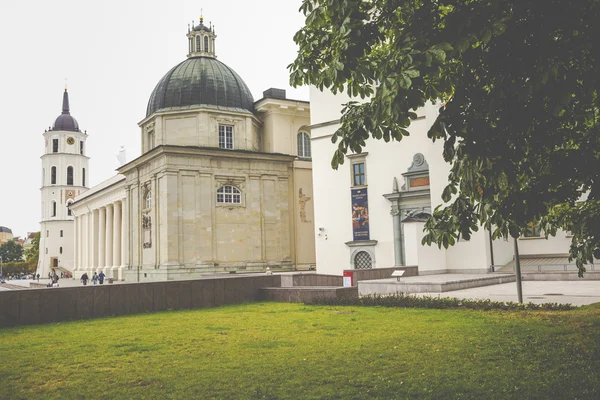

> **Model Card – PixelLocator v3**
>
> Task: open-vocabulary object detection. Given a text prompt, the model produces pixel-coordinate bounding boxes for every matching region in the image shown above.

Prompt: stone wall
[344,266,419,285]
[260,286,357,303]
[0,275,280,328]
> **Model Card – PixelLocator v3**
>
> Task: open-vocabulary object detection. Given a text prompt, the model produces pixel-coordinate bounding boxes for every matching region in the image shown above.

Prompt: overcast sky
[0,0,309,237]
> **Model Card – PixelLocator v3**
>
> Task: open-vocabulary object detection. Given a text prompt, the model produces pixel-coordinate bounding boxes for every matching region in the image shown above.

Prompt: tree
[0,240,24,262]
[24,232,40,264]
[289,0,600,275]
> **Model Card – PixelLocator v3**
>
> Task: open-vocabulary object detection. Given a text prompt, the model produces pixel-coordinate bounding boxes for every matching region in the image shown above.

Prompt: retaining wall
[0,275,281,328]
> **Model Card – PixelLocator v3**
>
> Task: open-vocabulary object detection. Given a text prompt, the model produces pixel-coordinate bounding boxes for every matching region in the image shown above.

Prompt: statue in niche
[298,188,312,223]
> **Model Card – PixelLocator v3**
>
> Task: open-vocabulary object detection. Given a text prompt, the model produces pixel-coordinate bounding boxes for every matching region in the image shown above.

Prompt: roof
[146,56,254,117]
[0,226,12,234]
[52,89,80,132]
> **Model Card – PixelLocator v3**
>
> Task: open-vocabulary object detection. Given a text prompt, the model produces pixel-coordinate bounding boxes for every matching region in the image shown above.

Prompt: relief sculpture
[299,188,312,223]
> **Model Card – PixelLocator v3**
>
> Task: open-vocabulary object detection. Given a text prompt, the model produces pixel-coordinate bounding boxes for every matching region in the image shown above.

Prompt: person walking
[92,272,99,285]
[36,273,40,282]
[98,271,105,285]
[81,272,89,286]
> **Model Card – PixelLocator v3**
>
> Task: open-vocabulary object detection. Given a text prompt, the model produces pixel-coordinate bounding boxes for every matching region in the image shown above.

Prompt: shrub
[1,260,36,277]
[304,293,575,311]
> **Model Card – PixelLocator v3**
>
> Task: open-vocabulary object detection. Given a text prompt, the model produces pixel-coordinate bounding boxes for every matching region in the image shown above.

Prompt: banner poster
[351,188,370,241]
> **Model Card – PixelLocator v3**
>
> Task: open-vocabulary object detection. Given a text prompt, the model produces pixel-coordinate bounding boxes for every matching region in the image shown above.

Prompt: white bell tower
[38,88,90,278]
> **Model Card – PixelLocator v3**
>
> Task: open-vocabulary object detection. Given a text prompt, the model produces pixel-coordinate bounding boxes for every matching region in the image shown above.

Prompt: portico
[71,174,128,280]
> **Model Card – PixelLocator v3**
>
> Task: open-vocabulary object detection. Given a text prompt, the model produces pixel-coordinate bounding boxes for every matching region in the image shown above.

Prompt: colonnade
[74,199,128,280]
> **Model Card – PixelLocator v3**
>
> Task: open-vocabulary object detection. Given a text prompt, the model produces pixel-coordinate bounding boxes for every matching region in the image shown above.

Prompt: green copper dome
[146,56,254,117]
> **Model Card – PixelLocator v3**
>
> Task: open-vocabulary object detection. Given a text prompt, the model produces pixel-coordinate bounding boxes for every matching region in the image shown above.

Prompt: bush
[1,260,37,277]
[304,293,576,311]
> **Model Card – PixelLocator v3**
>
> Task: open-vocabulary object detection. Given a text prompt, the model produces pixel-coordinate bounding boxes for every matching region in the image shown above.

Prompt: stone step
[359,273,516,295]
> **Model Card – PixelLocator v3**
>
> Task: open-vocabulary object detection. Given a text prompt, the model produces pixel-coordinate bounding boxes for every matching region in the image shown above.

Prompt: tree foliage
[0,240,24,262]
[289,0,600,275]
[24,232,40,264]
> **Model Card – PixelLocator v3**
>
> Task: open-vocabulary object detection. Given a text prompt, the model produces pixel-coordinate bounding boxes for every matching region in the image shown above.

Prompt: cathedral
[41,17,315,281]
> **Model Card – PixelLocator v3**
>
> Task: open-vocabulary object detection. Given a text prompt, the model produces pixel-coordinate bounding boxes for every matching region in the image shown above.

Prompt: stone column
[89,211,96,271]
[113,201,121,270]
[121,196,128,280]
[74,216,79,271]
[98,207,106,270]
[105,204,114,274]
[81,213,88,271]
[391,203,404,266]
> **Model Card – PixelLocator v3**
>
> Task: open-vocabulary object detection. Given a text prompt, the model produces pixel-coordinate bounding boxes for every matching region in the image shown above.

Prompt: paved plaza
[415,280,600,306]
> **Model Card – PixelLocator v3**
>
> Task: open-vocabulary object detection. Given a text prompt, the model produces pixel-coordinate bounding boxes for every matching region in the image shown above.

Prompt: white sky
[0,0,309,238]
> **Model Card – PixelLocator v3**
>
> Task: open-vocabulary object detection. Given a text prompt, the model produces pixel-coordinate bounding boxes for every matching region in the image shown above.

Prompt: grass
[0,302,599,399]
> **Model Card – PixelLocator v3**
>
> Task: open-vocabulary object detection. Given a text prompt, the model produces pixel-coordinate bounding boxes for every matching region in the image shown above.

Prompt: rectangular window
[218,125,234,149]
[352,162,366,186]
[46,230,49,237]
[524,222,541,237]
[53,139,59,153]
[60,230,63,237]
[60,247,63,254]
[80,141,84,155]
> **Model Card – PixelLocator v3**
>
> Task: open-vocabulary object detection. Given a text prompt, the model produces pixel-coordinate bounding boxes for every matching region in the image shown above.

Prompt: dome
[53,114,79,132]
[146,56,254,117]
[52,89,80,132]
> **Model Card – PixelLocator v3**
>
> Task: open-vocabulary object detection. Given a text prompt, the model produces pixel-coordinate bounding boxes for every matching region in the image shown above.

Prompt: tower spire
[62,88,70,114]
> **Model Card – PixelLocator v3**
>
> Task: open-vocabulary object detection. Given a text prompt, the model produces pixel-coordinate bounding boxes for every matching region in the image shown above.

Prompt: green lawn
[1,303,599,400]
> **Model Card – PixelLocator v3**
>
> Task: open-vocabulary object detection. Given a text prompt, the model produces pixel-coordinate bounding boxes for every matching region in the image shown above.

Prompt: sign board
[351,188,370,241]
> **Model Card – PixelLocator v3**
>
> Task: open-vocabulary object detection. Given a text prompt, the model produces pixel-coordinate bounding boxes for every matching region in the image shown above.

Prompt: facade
[310,87,575,276]
[70,18,315,281]
[37,90,89,277]
[0,226,13,245]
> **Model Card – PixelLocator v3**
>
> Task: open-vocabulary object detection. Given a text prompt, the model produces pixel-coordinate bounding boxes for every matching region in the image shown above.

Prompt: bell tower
[187,14,217,59]
[38,88,90,278]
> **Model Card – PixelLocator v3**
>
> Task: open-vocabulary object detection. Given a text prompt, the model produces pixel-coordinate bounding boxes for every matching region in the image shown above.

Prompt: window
[196,35,201,52]
[60,247,63,254]
[524,221,541,237]
[51,166,57,184]
[60,230,63,237]
[52,139,58,153]
[352,162,366,186]
[46,230,49,237]
[82,168,86,186]
[297,131,311,159]
[354,251,373,269]
[145,191,152,209]
[217,185,241,204]
[204,36,209,52]
[80,141,84,155]
[219,125,234,149]
[46,248,48,254]
[67,166,73,185]
[189,37,193,53]
[51,201,57,217]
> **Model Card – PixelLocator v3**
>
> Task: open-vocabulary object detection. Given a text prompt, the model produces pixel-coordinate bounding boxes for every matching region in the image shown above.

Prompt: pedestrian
[81,272,89,286]
[98,271,105,285]
[36,273,40,282]
[92,272,99,285]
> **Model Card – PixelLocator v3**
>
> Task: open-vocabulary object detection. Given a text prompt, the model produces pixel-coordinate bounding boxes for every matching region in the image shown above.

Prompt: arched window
[217,185,241,204]
[145,190,152,209]
[196,35,201,52]
[354,251,373,269]
[189,37,192,53]
[82,168,86,186]
[204,36,209,52]
[67,200,73,216]
[51,166,57,184]
[51,201,57,217]
[67,166,74,185]
[297,131,311,159]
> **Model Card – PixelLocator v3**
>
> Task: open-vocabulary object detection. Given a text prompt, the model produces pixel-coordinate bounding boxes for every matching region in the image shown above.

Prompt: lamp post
[513,238,523,303]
